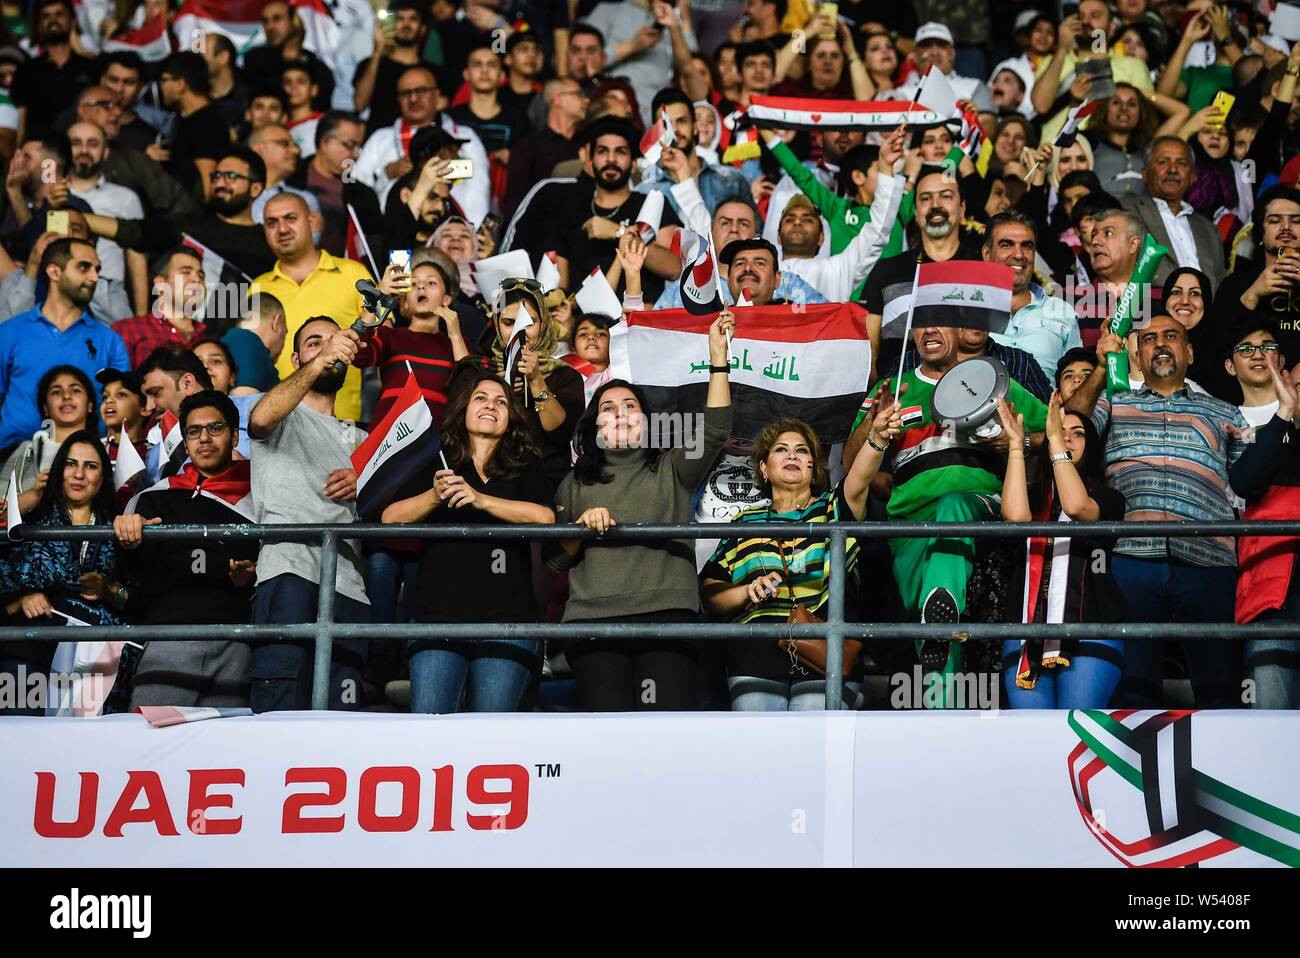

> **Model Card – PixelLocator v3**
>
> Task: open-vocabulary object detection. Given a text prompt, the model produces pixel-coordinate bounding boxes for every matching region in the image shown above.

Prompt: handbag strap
[771,536,798,606]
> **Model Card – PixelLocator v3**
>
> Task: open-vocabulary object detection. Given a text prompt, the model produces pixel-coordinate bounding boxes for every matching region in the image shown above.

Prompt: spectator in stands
[1215,186,1300,364]
[205,32,250,132]
[733,41,776,108]
[245,88,289,135]
[97,367,146,462]
[1080,209,1145,347]
[894,22,996,126]
[702,403,902,710]
[586,0,699,124]
[567,22,610,97]
[282,61,324,160]
[501,31,545,118]
[3,136,91,245]
[550,312,734,711]
[1161,266,1235,401]
[0,364,98,514]
[222,291,286,395]
[114,246,208,369]
[0,238,128,452]
[488,279,584,483]
[1056,346,1099,404]
[353,0,432,136]
[137,346,215,481]
[247,317,369,712]
[504,77,586,220]
[253,192,371,423]
[98,52,159,154]
[996,391,1127,707]
[1032,4,1156,125]
[383,371,554,713]
[285,111,384,261]
[1123,136,1226,287]
[567,311,615,404]
[243,0,335,112]
[192,338,258,459]
[0,210,132,324]
[772,12,871,101]
[113,390,259,709]
[639,88,749,222]
[1066,314,1281,707]
[249,124,313,223]
[154,51,232,201]
[7,0,97,141]
[983,211,1083,381]
[448,43,532,177]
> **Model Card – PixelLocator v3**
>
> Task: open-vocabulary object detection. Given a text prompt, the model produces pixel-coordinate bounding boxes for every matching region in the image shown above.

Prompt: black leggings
[567,610,699,712]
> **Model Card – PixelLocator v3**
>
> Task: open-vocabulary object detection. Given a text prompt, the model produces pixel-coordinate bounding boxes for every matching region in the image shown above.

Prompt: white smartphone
[445,158,474,181]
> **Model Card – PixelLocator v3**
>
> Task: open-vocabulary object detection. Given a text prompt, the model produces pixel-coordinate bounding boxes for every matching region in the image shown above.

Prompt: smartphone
[1209,90,1235,130]
[444,158,474,181]
[46,210,69,236]
[388,249,412,271]
[817,2,838,39]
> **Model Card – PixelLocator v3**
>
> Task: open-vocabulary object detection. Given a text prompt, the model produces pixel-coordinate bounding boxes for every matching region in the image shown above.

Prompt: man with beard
[1123,137,1225,288]
[0,209,132,325]
[253,192,370,423]
[863,165,987,379]
[0,238,129,450]
[353,64,489,222]
[762,127,867,251]
[1217,186,1300,362]
[67,121,148,315]
[638,89,749,223]
[248,317,370,712]
[83,147,278,290]
[551,116,683,302]
[8,0,97,141]
[243,0,335,113]
[983,211,1083,380]
[1066,314,1287,708]
[354,0,433,136]
[113,390,259,709]
[115,247,209,369]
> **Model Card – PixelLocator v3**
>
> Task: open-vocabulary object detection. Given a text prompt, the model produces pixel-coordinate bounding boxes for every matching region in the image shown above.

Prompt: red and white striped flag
[173,0,339,59]
[912,261,1014,333]
[101,13,173,62]
[159,411,184,461]
[671,228,723,316]
[1057,99,1104,148]
[746,95,945,132]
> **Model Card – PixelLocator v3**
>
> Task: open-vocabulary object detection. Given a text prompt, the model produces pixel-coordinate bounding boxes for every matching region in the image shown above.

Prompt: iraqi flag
[181,233,255,323]
[912,261,1014,333]
[126,460,256,522]
[351,369,438,519]
[174,0,339,60]
[746,95,945,132]
[101,13,173,62]
[609,303,871,442]
[1057,100,1104,148]
[672,228,723,316]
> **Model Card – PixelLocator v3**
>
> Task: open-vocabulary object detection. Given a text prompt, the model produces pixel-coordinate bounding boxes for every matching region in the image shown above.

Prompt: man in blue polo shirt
[0,238,129,451]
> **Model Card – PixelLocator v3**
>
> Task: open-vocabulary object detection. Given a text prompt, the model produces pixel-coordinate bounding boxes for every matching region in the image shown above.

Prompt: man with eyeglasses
[1066,314,1291,708]
[1227,321,1290,428]
[285,111,384,260]
[1217,186,1300,363]
[248,123,318,225]
[353,64,489,224]
[112,390,259,710]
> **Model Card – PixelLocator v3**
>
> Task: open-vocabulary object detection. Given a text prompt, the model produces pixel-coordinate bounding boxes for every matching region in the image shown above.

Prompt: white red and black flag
[672,228,723,316]
[181,233,255,324]
[100,13,173,61]
[351,369,438,519]
[173,0,339,57]
[912,261,1014,333]
[1056,100,1104,148]
[745,95,945,132]
[609,302,871,442]
[126,459,256,522]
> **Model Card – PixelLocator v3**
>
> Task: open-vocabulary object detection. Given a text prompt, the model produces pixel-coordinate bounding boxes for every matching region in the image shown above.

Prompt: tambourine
[930,356,1010,435]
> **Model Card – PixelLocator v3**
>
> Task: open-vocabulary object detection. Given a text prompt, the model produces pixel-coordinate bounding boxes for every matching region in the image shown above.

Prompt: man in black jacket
[286,111,383,259]
[113,390,258,709]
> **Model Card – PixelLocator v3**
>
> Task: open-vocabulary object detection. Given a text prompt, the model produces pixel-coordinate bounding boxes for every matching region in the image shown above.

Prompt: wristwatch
[533,389,552,404]
[1050,450,1073,465]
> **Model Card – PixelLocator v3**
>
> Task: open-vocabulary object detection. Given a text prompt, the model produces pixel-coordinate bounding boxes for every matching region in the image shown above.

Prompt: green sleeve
[898,189,915,225]
[1008,381,1048,433]
[770,138,849,222]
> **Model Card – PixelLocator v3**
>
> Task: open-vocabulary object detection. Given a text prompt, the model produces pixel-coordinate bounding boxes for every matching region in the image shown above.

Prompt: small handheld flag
[671,228,724,316]
[113,436,147,494]
[536,251,562,293]
[351,369,439,519]
[635,190,665,243]
[5,470,21,539]
[503,301,535,395]
[575,266,623,319]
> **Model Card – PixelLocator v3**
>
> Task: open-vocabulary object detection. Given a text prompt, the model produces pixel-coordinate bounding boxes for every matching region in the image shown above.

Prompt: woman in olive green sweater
[551,311,735,711]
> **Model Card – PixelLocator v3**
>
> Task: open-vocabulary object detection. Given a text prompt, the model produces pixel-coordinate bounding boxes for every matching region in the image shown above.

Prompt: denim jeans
[409,638,539,714]
[1111,556,1240,708]
[364,549,418,624]
[1245,573,1300,709]
[1000,640,1124,709]
[250,574,370,713]
[727,676,858,711]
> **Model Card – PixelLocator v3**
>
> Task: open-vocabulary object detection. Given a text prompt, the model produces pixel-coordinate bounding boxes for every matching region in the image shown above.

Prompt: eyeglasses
[210,170,251,182]
[82,98,120,111]
[326,136,361,151]
[397,86,437,99]
[183,421,230,440]
[1233,342,1281,357]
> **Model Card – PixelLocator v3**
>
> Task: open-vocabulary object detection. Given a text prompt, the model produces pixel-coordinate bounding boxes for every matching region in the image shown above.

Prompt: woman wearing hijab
[1165,266,1236,401]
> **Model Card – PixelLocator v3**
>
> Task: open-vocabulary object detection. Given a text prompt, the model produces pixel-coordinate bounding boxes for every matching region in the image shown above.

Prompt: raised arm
[843,387,902,519]
[248,328,359,438]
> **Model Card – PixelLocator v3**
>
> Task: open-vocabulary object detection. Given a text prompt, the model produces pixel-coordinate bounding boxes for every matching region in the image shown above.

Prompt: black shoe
[919,588,960,670]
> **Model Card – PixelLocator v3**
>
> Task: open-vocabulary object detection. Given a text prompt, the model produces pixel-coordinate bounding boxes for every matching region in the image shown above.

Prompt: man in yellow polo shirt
[253,192,371,421]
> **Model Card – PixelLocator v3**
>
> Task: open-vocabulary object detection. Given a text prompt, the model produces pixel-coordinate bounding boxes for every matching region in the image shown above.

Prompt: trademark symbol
[533,763,561,779]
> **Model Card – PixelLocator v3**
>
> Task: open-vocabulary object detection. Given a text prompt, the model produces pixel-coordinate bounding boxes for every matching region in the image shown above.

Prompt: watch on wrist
[1050,450,1073,465]
[532,388,552,404]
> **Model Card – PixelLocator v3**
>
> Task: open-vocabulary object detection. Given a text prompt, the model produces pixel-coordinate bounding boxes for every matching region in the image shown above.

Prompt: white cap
[989,57,1036,96]
[1014,10,1046,33]
[914,22,954,46]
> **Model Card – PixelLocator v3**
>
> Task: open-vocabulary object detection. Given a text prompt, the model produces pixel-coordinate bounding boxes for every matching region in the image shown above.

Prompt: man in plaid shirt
[114,246,208,369]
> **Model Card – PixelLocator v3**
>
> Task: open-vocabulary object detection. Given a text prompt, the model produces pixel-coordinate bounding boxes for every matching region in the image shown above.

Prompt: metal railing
[4,518,1300,711]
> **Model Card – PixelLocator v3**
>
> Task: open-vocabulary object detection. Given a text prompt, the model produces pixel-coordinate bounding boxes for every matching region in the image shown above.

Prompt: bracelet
[865,433,889,453]
[1050,450,1073,465]
[709,364,731,374]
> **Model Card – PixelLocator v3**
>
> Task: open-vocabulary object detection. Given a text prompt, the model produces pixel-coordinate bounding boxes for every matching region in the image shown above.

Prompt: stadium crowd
[1,0,1299,716]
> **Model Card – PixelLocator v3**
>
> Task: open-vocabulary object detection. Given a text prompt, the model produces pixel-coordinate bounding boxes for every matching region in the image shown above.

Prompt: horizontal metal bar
[2,621,1297,643]
[9,519,1300,543]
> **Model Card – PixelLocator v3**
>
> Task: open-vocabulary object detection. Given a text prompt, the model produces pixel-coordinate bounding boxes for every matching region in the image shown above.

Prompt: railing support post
[312,531,338,711]
[825,528,846,711]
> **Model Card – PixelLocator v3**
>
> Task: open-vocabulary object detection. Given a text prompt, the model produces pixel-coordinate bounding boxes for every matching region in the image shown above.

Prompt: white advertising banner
[1,710,1296,867]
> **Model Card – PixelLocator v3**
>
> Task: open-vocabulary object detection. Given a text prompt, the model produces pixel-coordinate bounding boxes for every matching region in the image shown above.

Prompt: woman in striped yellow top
[701,399,903,710]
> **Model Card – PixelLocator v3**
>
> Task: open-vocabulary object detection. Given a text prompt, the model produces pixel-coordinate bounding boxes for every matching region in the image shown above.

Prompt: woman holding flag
[995,391,1127,707]
[382,372,555,714]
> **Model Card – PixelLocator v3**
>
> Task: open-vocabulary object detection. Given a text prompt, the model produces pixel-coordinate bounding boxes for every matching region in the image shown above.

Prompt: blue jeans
[409,638,539,714]
[727,676,858,711]
[1001,640,1124,709]
[1111,556,1240,708]
[364,549,418,623]
[1245,573,1300,709]
[250,574,370,713]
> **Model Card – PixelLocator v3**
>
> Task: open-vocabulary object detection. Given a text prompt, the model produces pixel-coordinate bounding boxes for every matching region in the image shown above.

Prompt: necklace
[591,192,632,223]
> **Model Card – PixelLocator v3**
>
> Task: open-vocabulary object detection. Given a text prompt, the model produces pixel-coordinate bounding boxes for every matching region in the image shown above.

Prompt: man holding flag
[846,259,1048,698]
[113,391,259,709]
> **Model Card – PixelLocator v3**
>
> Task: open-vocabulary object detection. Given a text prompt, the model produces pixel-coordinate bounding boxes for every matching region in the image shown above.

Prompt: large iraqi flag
[745,95,946,132]
[609,303,871,443]
[911,261,1014,333]
[173,0,339,57]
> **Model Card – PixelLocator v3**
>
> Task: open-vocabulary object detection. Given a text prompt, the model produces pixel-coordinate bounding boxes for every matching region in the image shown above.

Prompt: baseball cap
[915,22,955,46]
[719,237,780,266]
[780,193,817,219]
[1013,10,1052,33]
[409,125,468,165]
[95,367,144,399]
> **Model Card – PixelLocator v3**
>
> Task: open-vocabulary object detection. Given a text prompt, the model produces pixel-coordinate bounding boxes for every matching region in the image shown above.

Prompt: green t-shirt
[1179,65,1233,113]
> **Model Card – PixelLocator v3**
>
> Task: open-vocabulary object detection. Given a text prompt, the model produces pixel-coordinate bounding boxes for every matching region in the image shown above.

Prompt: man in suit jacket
[1122,136,1226,290]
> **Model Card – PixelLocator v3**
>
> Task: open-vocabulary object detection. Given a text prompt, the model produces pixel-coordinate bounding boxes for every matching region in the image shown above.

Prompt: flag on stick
[671,228,724,316]
[351,369,439,519]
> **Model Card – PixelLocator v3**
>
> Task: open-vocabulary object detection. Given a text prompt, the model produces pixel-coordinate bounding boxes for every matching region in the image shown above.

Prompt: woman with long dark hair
[1163,266,1235,400]
[1087,83,1188,200]
[383,372,554,713]
[0,364,99,515]
[550,312,734,711]
[0,431,127,714]
[996,392,1127,707]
